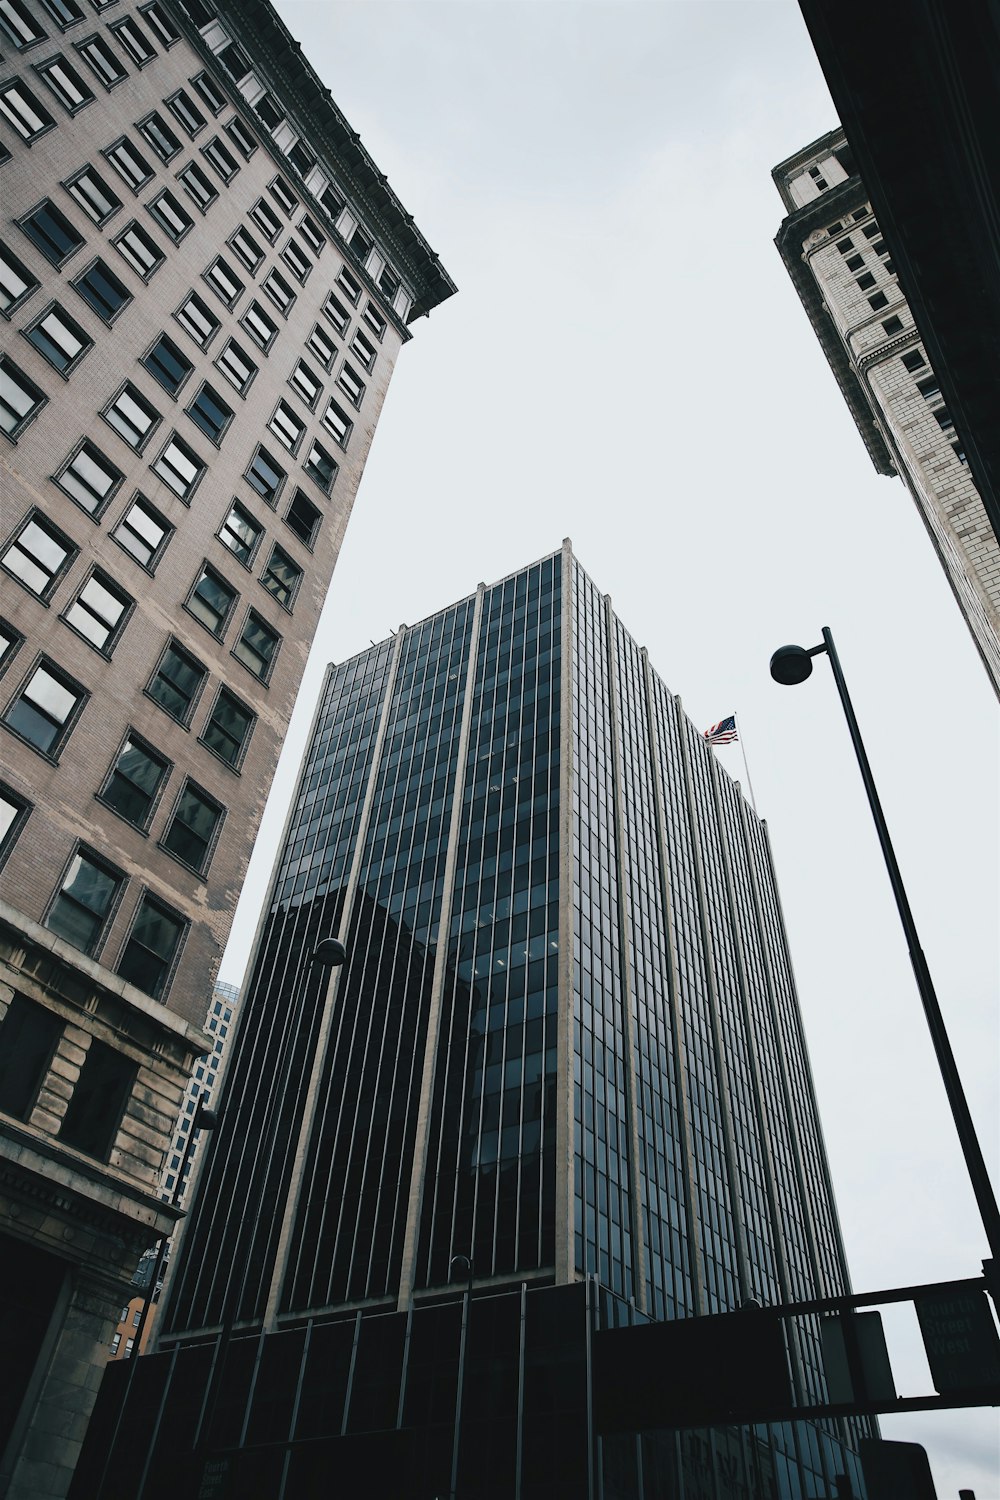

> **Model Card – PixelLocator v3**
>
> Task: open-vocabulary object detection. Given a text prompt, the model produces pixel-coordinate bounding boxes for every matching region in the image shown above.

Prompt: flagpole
[735,713,758,814]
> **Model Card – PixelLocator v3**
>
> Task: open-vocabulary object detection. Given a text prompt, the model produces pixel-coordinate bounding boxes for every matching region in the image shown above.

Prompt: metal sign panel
[914,1286,1000,1393]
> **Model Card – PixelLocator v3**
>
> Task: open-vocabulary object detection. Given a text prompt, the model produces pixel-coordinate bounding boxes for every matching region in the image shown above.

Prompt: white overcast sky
[223,3,1000,1490]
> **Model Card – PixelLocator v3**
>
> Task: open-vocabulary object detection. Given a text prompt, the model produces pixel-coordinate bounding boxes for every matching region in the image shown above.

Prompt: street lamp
[770,626,1000,1299]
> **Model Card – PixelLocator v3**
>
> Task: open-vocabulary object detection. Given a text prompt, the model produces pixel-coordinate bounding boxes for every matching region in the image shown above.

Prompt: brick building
[0,1,454,1494]
[773,129,1000,697]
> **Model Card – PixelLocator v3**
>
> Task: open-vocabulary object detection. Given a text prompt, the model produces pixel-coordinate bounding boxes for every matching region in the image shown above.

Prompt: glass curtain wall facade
[160,541,868,1496]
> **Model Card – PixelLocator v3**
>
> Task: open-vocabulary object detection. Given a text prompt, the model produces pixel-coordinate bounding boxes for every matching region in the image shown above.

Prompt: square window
[103,136,153,192]
[115,220,164,281]
[0,0,47,49]
[202,135,238,183]
[245,444,285,505]
[249,198,281,243]
[147,638,205,723]
[46,846,123,953]
[303,439,337,494]
[916,375,942,402]
[149,188,193,243]
[0,781,30,867]
[233,611,279,681]
[187,383,232,445]
[200,686,254,768]
[191,72,225,115]
[289,360,321,410]
[1,354,47,438]
[350,330,376,372]
[299,215,325,256]
[935,409,955,433]
[103,382,160,451]
[76,34,126,88]
[268,401,305,454]
[55,439,122,515]
[363,302,387,341]
[281,239,311,283]
[269,174,297,215]
[241,299,277,351]
[225,116,256,159]
[856,271,876,291]
[142,333,193,396]
[881,316,904,337]
[25,302,92,373]
[0,240,39,314]
[161,779,222,873]
[218,501,261,565]
[166,88,205,137]
[140,3,179,48]
[99,731,168,828]
[285,488,320,548]
[0,993,62,1124]
[901,349,927,373]
[336,266,361,305]
[2,510,76,597]
[113,493,172,570]
[175,291,220,349]
[36,55,94,114]
[229,225,263,273]
[204,257,243,310]
[844,253,864,272]
[109,17,155,67]
[262,268,295,317]
[835,237,854,254]
[867,290,889,311]
[151,433,205,500]
[260,544,301,610]
[20,199,83,266]
[322,397,352,449]
[116,892,185,999]
[3,658,86,757]
[863,223,881,240]
[306,324,337,372]
[65,166,121,225]
[72,258,132,323]
[179,161,217,213]
[215,339,256,396]
[0,78,55,139]
[323,292,351,338]
[63,570,131,653]
[186,562,236,637]
[138,110,181,162]
[338,363,365,407]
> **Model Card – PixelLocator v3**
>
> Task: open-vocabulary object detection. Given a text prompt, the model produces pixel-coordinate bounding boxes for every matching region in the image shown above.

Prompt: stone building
[773,128,1000,697]
[0,1,454,1494]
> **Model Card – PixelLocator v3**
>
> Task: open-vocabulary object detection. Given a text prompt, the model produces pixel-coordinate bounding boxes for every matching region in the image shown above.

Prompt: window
[138,110,180,162]
[65,166,121,225]
[337,266,362,305]
[99,732,168,828]
[856,271,876,291]
[114,220,164,280]
[323,397,352,448]
[116,894,185,1000]
[0,0,47,48]
[110,17,155,66]
[187,383,232,445]
[320,184,344,223]
[2,511,75,597]
[350,330,376,372]
[64,570,131,652]
[254,91,283,131]
[20,199,83,266]
[215,339,256,396]
[104,136,152,192]
[285,489,320,548]
[0,993,61,1123]
[268,401,304,454]
[269,174,296,215]
[835,237,854,254]
[281,239,311,283]
[103,383,160,451]
[935,409,955,433]
[233,611,279,681]
[3,659,85,756]
[287,139,313,177]
[378,265,399,302]
[225,116,256,159]
[216,40,250,81]
[349,225,372,263]
[37,55,94,113]
[289,360,321,410]
[175,291,219,349]
[245,445,285,505]
[147,639,205,723]
[863,222,881,240]
[165,90,204,139]
[148,188,193,242]
[363,302,387,341]
[0,618,24,676]
[241,299,277,351]
[179,161,216,212]
[249,198,281,243]
[303,439,337,494]
[306,324,336,371]
[46,847,122,953]
[952,442,968,466]
[262,268,295,317]
[260,545,301,609]
[201,686,253,768]
[901,349,927,374]
[204,257,243,309]
[60,1033,137,1157]
[323,292,350,337]
[186,563,236,636]
[73,258,132,323]
[140,3,179,48]
[41,0,85,25]
[338,364,365,407]
[218,501,261,565]
[75,34,126,88]
[25,302,92,374]
[916,375,941,403]
[0,240,39,314]
[299,215,325,256]
[0,782,30,867]
[0,79,55,139]
[1,355,46,438]
[151,433,204,500]
[867,290,889,311]
[191,71,225,115]
[844,253,864,272]
[55,439,121,514]
[161,780,222,873]
[229,225,262,273]
[202,135,238,182]
[113,494,171,570]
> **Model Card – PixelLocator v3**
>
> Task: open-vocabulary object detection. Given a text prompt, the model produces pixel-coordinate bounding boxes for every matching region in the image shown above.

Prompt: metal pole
[819,626,1000,1284]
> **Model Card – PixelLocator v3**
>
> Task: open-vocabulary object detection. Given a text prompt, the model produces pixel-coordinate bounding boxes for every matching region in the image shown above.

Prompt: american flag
[704,715,738,745]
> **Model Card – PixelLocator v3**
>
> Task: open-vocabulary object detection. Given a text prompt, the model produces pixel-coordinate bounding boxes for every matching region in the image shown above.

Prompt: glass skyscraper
[82,542,869,1498]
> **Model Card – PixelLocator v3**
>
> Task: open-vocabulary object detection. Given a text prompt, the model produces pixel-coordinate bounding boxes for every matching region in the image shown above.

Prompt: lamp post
[770,627,1000,1299]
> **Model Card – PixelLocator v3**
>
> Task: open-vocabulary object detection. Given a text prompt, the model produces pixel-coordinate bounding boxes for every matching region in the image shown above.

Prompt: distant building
[0,0,453,1492]
[773,129,1000,696]
[75,543,871,1499]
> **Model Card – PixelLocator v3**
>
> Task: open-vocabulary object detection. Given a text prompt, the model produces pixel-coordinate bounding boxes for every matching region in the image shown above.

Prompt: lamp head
[770,644,815,686]
[312,936,348,969]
